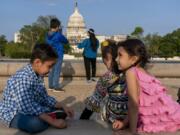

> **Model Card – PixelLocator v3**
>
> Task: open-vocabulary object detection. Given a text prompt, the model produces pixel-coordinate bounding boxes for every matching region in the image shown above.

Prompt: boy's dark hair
[101,40,121,74]
[50,18,61,29]
[30,43,58,63]
[117,39,149,68]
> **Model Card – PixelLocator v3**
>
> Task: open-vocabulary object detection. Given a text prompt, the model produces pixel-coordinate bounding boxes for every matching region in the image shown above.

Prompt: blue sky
[0,0,180,41]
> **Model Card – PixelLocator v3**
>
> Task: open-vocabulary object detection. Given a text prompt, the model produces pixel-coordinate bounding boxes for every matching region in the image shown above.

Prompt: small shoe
[87,80,92,83]
[48,109,67,119]
[91,77,97,82]
[53,87,65,92]
[48,87,54,90]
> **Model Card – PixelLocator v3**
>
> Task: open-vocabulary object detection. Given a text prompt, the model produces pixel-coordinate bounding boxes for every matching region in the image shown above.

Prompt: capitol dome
[67,5,85,28]
[66,2,87,46]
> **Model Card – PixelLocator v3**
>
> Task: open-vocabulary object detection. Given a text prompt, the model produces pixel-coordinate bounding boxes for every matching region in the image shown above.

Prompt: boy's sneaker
[53,87,65,92]
[48,87,54,90]
[48,110,67,119]
[91,77,97,82]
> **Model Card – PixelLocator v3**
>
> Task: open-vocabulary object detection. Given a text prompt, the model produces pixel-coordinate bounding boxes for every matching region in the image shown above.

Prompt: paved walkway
[0,120,113,135]
[0,78,180,135]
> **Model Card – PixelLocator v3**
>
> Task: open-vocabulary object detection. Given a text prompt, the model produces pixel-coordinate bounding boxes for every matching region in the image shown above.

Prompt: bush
[0,44,6,56]
[9,51,31,58]
[64,43,72,54]
[4,43,31,58]
[72,53,82,57]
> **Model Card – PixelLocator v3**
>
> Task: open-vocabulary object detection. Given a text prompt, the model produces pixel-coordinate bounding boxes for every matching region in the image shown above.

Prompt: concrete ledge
[0,60,106,77]
[0,120,112,135]
[1,60,180,77]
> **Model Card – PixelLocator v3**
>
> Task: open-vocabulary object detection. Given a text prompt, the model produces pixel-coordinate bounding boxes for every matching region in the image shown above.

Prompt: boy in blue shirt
[46,18,68,90]
[0,44,74,134]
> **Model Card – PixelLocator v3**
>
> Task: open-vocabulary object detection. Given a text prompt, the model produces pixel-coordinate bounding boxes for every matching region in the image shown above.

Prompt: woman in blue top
[78,28,99,83]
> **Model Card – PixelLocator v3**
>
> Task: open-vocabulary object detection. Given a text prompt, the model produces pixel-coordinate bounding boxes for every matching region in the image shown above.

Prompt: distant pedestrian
[78,28,99,83]
[46,18,69,91]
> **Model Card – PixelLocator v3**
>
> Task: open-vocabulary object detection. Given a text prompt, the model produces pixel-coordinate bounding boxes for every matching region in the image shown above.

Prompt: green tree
[143,28,180,58]
[19,15,57,50]
[0,35,8,56]
[144,33,162,57]
[34,15,57,29]
[19,25,38,50]
[170,28,180,56]
[131,26,144,39]
[159,42,176,58]
[157,29,180,57]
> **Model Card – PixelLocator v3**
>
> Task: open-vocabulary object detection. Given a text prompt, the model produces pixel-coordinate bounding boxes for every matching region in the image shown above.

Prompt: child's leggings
[10,113,49,134]
[80,108,93,119]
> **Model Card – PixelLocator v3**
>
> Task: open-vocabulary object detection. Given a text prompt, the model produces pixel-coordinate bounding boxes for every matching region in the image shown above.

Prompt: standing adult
[46,18,68,91]
[78,29,99,83]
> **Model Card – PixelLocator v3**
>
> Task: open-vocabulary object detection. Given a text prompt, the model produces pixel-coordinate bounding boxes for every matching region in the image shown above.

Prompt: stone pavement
[0,78,180,135]
[0,120,113,135]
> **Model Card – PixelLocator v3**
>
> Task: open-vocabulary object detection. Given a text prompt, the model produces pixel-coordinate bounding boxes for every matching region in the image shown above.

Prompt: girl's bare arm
[126,69,139,133]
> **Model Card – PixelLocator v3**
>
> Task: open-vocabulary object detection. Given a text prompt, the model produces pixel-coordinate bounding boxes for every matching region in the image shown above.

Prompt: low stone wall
[0,59,180,77]
[0,60,106,77]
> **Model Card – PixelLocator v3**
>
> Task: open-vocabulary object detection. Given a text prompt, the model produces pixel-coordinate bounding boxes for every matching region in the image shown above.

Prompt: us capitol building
[14,2,127,53]
[66,2,127,53]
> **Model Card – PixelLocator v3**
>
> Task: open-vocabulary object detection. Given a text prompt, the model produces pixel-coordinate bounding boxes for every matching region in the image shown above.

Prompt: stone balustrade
[0,59,106,77]
[0,59,180,78]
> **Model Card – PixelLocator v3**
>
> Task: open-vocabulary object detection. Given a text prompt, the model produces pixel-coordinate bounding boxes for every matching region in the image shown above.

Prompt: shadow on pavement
[61,61,75,88]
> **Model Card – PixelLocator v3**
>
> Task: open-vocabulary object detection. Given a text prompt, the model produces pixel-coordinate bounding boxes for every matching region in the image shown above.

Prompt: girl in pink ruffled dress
[113,39,180,134]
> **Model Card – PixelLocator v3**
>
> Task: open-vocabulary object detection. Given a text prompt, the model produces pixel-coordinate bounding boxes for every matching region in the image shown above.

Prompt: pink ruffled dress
[131,67,180,133]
